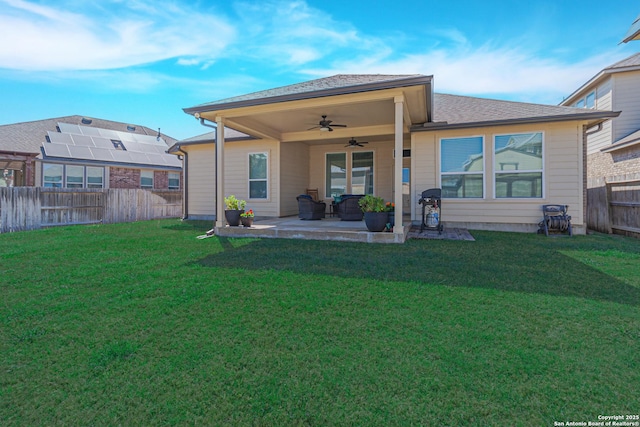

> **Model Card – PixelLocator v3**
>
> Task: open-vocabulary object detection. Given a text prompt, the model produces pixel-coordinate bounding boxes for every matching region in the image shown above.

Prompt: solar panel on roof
[67,145,94,160]
[71,134,95,147]
[97,129,119,139]
[79,126,101,137]
[129,152,150,164]
[43,143,72,158]
[90,148,114,162]
[117,131,137,143]
[146,153,164,164]
[58,123,81,134]
[123,141,144,153]
[92,137,112,149]
[47,131,74,144]
[111,150,132,163]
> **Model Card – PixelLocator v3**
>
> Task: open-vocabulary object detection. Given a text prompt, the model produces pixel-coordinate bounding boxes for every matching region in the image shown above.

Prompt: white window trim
[324,150,375,198]
[492,131,545,199]
[168,172,180,190]
[42,163,105,189]
[140,170,154,189]
[248,152,269,200]
[325,151,347,199]
[438,135,485,199]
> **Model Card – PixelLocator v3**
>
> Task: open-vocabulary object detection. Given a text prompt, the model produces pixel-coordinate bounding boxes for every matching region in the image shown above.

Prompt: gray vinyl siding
[611,71,640,143]
[586,77,613,154]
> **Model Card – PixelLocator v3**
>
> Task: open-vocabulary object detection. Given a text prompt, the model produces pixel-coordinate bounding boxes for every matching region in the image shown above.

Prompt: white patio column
[393,95,404,235]
[215,117,225,228]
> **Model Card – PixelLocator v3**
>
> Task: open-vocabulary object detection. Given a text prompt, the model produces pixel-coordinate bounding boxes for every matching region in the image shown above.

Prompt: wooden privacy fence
[587,176,640,238]
[0,187,182,233]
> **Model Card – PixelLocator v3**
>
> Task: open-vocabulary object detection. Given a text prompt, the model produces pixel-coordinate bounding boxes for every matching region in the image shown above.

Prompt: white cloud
[231,0,374,67]
[0,0,235,70]
[300,42,629,105]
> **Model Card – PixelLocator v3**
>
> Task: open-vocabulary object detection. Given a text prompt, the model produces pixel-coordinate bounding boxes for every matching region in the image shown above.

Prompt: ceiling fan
[345,137,368,148]
[308,115,347,132]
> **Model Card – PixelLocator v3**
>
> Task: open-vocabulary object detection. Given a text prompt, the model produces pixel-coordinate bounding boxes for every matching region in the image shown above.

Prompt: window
[494,132,543,198]
[585,91,596,109]
[326,153,346,198]
[66,165,84,188]
[574,91,595,109]
[351,151,374,195]
[141,170,154,189]
[440,136,484,198]
[86,167,104,188]
[43,163,63,188]
[43,164,104,188]
[249,153,268,199]
[168,172,180,190]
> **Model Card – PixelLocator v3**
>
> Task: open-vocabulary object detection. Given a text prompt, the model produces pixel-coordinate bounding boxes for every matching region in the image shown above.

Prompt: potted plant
[358,195,388,232]
[240,209,254,227]
[224,195,246,226]
[385,202,395,229]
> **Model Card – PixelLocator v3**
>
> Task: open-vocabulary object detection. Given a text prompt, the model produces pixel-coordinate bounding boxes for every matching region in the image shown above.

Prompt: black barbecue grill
[419,188,443,233]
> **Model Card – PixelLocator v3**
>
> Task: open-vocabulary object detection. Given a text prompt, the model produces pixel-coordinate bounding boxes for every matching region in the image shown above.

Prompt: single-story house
[0,116,182,189]
[170,74,618,239]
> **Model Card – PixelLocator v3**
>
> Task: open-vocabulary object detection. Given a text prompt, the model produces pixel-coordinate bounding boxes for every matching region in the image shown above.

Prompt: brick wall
[109,167,140,189]
[587,146,640,183]
[109,167,182,189]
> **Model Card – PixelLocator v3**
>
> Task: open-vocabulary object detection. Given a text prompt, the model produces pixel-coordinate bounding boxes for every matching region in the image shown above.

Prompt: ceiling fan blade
[307,125,320,130]
[330,124,347,127]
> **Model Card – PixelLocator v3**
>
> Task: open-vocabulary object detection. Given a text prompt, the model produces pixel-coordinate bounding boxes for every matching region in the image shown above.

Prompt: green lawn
[1,220,639,426]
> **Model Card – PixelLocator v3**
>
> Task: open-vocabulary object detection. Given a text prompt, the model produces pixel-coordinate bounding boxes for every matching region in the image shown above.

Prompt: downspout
[176,148,188,219]
[583,121,607,233]
[195,116,218,222]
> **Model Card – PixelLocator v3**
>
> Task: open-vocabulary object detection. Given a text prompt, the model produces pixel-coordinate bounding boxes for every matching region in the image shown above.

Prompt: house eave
[183,75,433,115]
[38,156,182,171]
[410,111,620,132]
[561,65,640,106]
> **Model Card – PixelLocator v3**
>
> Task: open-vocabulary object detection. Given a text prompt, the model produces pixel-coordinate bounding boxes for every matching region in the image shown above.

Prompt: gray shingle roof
[561,53,640,105]
[413,93,618,131]
[605,52,640,70]
[185,74,429,113]
[622,14,640,43]
[0,115,177,154]
[178,128,252,143]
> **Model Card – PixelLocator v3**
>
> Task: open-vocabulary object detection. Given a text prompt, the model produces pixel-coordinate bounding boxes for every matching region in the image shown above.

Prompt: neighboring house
[622,14,640,43]
[0,116,182,190]
[560,53,640,181]
[170,74,617,236]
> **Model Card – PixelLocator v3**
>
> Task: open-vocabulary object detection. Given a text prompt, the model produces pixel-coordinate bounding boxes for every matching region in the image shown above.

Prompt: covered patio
[181,74,434,242]
[213,215,475,243]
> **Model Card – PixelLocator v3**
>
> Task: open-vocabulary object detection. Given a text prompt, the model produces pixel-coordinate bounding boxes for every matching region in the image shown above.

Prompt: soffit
[196,85,427,144]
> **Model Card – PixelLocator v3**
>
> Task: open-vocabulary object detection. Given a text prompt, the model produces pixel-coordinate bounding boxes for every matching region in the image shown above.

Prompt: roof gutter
[410,111,620,132]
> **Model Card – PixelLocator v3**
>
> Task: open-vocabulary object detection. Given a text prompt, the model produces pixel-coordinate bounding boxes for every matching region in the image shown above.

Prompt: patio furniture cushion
[296,195,326,220]
[335,194,364,221]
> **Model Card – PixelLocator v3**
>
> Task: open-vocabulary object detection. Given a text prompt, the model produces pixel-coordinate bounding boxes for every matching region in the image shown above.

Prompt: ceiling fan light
[320,126,330,131]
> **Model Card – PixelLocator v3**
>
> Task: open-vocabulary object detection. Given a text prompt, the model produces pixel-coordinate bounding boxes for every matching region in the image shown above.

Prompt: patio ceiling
[187,77,431,145]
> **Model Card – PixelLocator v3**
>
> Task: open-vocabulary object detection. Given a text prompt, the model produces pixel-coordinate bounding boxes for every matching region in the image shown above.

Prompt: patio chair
[296,195,326,220]
[335,194,364,221]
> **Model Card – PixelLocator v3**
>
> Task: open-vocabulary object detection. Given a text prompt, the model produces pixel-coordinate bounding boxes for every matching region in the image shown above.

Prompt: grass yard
[1,219,639,426]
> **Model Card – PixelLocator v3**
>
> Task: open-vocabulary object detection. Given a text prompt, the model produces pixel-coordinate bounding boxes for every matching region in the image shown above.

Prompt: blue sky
[0,0,638,140]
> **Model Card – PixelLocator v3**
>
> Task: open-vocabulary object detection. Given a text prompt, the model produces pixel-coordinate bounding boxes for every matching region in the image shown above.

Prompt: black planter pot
[364,212,388,232]
[225,209,244,226]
